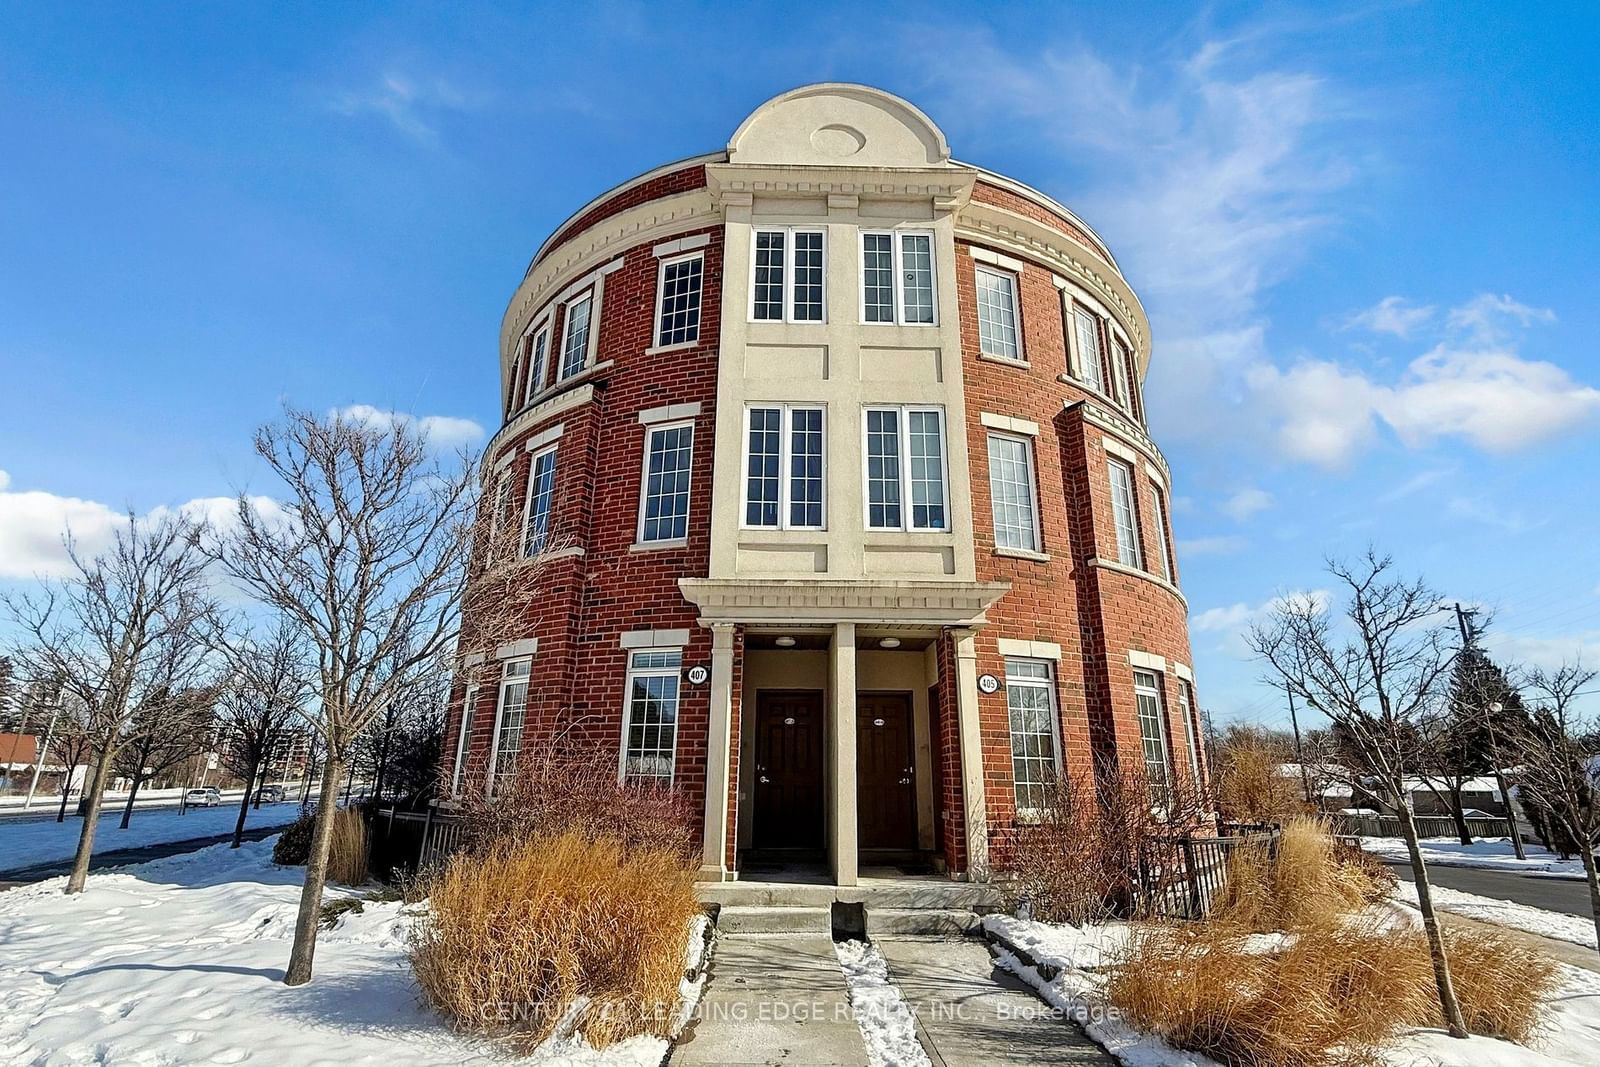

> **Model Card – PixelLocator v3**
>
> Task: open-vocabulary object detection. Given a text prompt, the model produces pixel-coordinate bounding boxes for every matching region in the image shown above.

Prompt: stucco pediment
[728,83,952,169]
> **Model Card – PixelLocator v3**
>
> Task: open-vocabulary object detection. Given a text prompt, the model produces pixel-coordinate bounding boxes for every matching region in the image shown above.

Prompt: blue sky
[3,2,1597,728]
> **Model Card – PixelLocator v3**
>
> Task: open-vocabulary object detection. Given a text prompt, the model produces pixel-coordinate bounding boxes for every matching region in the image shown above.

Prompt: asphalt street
[1385,858,1593,917]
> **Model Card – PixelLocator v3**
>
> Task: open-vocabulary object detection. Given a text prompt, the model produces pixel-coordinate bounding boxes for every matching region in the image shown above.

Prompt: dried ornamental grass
[1427,925,1555,1044]
[326,807,369,885]
[410,830,700,1052]
[1213,818,1378,933]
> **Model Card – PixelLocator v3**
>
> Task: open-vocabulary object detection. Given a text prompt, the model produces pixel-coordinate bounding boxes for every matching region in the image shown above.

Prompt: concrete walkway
[878,939,1111,1065]
[671,936,870,1065]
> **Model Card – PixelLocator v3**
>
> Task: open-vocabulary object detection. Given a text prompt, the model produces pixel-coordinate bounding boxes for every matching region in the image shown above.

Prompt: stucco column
[951,626,989,879]
[698,623,737,882]
[830,621,859,886]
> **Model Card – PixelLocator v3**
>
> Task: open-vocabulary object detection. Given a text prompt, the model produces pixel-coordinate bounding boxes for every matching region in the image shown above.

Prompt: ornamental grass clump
[409,830,700,1053]
[325,806,369,885]
[1212,817,1382,932]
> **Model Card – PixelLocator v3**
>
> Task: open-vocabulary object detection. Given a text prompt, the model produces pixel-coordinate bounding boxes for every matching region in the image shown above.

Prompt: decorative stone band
[1087,556,1187,608]
[677,577,1011,627]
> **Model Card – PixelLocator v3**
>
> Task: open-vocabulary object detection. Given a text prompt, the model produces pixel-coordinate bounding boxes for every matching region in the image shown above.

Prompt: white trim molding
[1101,436,1140,464]
[620,628,692,649]
[638,402,703,426]
[1172,661,1195,683]
[997,637,1062,661]
[980,412,1040,437]
[1088,556,1188,606]
[524,423,566,452]
[969,244,1026,273]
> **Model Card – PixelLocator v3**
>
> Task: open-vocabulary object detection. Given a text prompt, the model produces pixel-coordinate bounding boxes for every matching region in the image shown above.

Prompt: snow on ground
[0,835,709,1066]
[0,801,301,873]
[1393,879,1599,950]
[833,939,931,1067]
[983,914,1600,1067]
[1361,835,1592,879]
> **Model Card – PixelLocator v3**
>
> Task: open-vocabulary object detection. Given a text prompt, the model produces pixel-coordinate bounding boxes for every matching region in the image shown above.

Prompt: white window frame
[523,318,551,405]
[489,467,515,540]
[974,264,1023,361]
[741,404,826,531]
[521,444,558,557]
[653,251,704,350]
[1005,658,1063,814]
[1134,668,1171,795]
[450,683,479,795]
[749,226,827,323]
[558,290,595,382]
[1148,480,1174,582]
[486,658,532,797]
[861,405,949,532]
[618,648,684,784]
[636,419,695,546]
[986,431,1042,553]
[1067,300,1106,392]
[1178,680,1201,780]
[859,229,938,326]
[506,351,523,418]
[1107,459,1144,569]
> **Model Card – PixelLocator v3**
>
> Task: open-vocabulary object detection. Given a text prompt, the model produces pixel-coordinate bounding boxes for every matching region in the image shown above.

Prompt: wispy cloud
[1376,466,1454,504]
[1447,496,1544,534]
[1342,295,1435,338]
[327,71,486,143]
[1221,487,1275,522]
[1177,535,1250,557]
[331,404,484,448]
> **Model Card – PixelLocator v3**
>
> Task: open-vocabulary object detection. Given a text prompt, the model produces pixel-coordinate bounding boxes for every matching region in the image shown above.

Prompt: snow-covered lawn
[1361,835,1592,879]
[1393,880,1599,951]
[982,914,1600,1067]
[0,836,710,1066]
[0,801,301,874]
[833,939,931,1067]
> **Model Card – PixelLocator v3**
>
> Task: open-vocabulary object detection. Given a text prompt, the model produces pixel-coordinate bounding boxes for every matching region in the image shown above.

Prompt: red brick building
[449,84,1205,885]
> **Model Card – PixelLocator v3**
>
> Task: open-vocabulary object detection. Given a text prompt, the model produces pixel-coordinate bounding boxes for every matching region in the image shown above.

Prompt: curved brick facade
[451,84,1205,885]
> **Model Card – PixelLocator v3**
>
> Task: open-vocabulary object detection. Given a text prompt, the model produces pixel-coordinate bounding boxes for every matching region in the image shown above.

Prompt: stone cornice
[481,383,597,478]
[678,577,1010,627]
[706,162,976,209]
[955,201,1150,371]
[1087,556,1188,609]
[1070,398,1171,481]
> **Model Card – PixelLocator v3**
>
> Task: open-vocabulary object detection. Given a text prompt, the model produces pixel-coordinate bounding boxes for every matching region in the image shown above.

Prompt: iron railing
[1330,813,1510,839]
[367,804,467,880]
[1133,830,1280,920]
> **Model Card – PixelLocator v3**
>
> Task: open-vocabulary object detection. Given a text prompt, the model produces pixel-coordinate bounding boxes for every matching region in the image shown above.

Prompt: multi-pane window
[1134,669,1171,795]
[1071,306,1105,391]
[861,231,936,325]
[987,433,1040,552]
[752,228,825,322]
[490,468,515,541]
[559,293,593,380]
[1113,338,1136,415]
[864,406,948,531]
[743,405,825,529]
[1107,459,1143,569]
[522,446,558,557]
[638,422,694,544]
[975,266,1021,360]
[1178,681,1201,780]
[506,352,523,418]
[1119,341,1144,423]
[451,684,478,795]
[655,254,703,347]
[1149,483,1174,582]
[489,659,531,794]
[623,649,682,782]
[1006,659,1060,812]
[525,326,550,404]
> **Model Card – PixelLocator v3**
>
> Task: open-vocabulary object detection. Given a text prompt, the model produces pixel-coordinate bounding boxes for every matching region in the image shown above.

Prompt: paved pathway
[671,936,870,1066]
[0,825,282,891]
[1385,858,1593,917]
[878,938,1111,1065]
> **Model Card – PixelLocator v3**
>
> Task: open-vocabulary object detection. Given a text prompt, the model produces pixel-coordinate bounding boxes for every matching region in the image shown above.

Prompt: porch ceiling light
[775,635,797,647]
[879,637,902,649]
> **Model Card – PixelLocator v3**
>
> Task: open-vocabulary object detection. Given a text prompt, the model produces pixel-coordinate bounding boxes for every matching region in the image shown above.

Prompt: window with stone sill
[864,406,948,532]
[975,265,1021,361]
[1006,658,1062,813]
[751,227,825,323]
[622,649,682,783]
[655,252,704,348]
[1134,668,1171,800]
[861,230,936,325]
[744,404,824,530]
[637,421,694,544]
[523,324,551,405]
[488,658,531,795]
[1107,458,1143,570]
[559,291,594,381]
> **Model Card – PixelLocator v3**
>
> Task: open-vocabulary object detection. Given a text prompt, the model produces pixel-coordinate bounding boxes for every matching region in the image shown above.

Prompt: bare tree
[1248,550,1468,1038]
[212,408,477,986]
[113,684,215,828]
[216,622,311,847]
[47,696,96,822]
[4,512,215,893]
[1509,661,1600,953]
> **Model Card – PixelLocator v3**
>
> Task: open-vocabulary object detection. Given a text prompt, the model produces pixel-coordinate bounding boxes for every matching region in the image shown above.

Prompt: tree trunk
[300,762,313,806]
[1578,825,1600,958]
[56,775,72,822]
[283,747,345,986]
[1398,802,1468,1037]
[1448,787,1472,845]
[1496,770,1526,861]
[119,774,143,830]
[66,743,117,894]
[232,749,260,848]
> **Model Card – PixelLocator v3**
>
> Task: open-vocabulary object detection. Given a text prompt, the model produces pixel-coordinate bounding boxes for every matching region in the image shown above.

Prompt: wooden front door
[857,692,917,851]
[753,690,825,850]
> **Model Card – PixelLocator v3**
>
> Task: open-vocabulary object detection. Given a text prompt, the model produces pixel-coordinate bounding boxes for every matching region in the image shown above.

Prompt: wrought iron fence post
[420,801,435,872]
[1181,837,1202,918]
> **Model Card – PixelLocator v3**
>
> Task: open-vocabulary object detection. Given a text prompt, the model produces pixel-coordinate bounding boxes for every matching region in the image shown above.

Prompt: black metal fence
[1133,830,1280,920]
[366,805,467,880]
[1330,813,1510,839]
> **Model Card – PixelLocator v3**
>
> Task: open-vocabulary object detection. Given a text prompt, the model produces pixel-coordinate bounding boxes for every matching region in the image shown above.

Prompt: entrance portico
[679,578,1008,886]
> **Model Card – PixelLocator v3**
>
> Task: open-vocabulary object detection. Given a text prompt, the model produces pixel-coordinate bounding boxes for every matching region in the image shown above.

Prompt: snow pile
[0,801,301,873]
[0,835,709,1066]
[1385,965,1600,1067]
[833,939,931,1067]
[1360,836,1590,879]
[1393,880,1598,950]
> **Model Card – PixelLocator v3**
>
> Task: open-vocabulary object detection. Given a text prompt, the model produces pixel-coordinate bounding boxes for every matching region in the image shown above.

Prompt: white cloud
[1177,535,1249,557]
[1481,629,1600,673]
[1222,487,1275,522]
[1446,496,1542,534]
[1376,467,1454,504]
[327,72,483,143]
[1446,292,1555,344]
[1343,296,1435,337]
[331,405,484,448]
[1192,589,1331,636]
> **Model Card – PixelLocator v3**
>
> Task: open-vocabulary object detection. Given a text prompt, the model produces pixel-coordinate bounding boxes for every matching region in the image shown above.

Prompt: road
[1385,859,1593,917]
[0,824,284,891]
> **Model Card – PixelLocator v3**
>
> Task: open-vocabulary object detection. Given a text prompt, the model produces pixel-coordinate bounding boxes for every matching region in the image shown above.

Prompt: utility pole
[23,695,63,811]
[1454,601,1525,860]
[1288,689,1313,807]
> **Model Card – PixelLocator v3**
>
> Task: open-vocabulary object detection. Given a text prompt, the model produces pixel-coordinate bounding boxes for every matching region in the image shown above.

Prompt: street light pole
[23,697,63,811]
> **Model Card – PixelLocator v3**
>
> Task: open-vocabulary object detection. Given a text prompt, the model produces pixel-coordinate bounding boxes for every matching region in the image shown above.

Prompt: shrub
[1432,924,1554,1044]
[326,806,369,885]
[410,830,700,1052]
[272,812,316,866]
[1213,817,1379,932]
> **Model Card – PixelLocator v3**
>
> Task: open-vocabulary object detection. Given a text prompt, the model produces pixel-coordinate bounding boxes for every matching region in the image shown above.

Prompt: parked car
[185,787,222,807]
[254,785,285,803]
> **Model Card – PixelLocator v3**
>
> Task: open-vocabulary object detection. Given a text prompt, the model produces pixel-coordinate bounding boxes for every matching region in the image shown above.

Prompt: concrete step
[715,904,833,936]
[842,884,1003,911]
[866,907,983,937]
[699,882,838,908]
